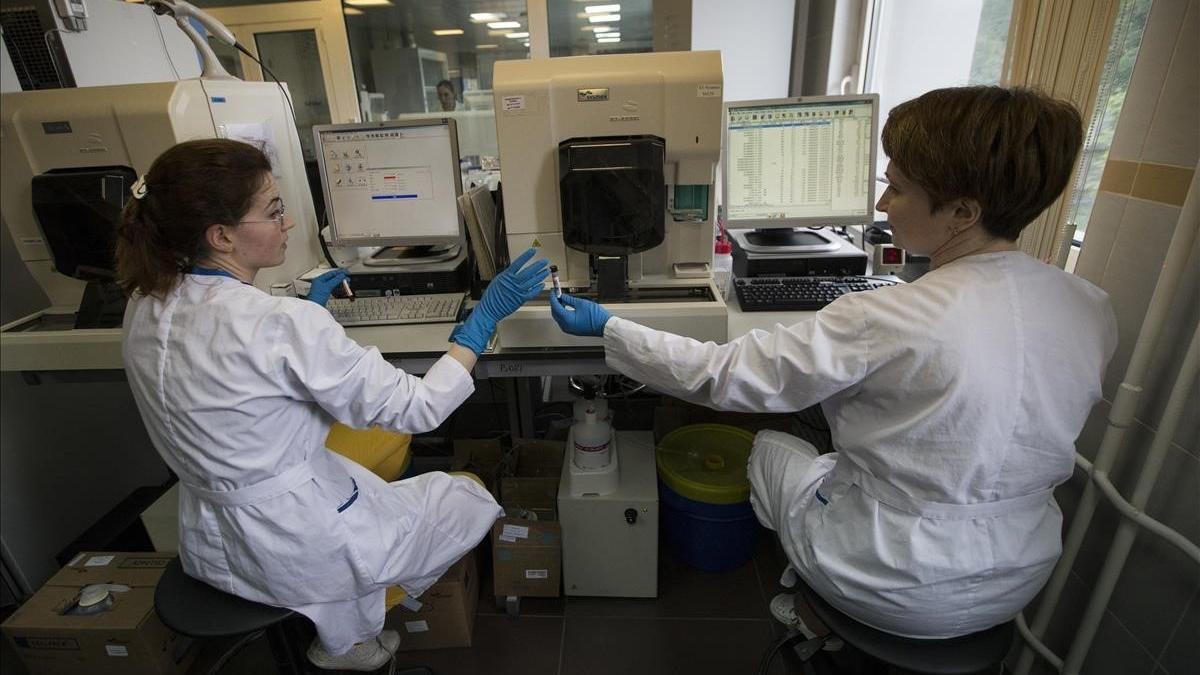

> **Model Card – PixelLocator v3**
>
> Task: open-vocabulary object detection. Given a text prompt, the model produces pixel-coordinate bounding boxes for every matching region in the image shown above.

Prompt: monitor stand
[75,281,127,329]
[729,227,841,255]
[727,227,869,277]
[363,243,462,267]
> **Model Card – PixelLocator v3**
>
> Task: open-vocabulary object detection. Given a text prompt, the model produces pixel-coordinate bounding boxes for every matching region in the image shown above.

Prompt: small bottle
[713,234,733,298]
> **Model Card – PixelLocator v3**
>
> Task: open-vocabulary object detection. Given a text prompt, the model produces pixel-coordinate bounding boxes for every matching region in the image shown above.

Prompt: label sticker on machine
[501,524,529,539]
[105,645,129,657]
[524,570,549,580]
[697,84,722,98]
[19,237,44,247]
[502,95,526,112]
[404,621,429,634]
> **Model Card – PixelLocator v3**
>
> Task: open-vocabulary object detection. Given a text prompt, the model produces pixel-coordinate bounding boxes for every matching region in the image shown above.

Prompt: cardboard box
[383,551,479,651]
[491,518,562,598]
[499,439,564,521]
[451,438,505,499]
[1,552,196,675]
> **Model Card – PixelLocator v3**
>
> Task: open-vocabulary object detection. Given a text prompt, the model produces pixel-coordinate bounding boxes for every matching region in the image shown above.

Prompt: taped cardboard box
[491,518,562,597]
[499,439,564,521]
[451,438,505,499]
[383,550,478,651]
[1,552,196,675]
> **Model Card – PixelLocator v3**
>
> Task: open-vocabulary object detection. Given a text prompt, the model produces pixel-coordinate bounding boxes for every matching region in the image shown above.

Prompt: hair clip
[131,175,148,200]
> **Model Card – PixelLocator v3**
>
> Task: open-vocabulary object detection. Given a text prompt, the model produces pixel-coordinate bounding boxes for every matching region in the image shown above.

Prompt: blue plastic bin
[659,479,758,572]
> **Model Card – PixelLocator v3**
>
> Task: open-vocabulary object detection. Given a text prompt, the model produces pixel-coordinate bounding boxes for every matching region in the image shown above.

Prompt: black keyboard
[734,276,897,311]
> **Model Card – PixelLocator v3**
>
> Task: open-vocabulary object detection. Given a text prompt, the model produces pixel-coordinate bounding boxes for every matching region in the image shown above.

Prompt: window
[547,0,653,57]
[1063,0,1152,270]
[861,0,1014,180]
[342,1,531,164]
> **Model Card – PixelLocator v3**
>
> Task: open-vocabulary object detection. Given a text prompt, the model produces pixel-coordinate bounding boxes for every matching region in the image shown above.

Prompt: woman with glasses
[116,139,547,671]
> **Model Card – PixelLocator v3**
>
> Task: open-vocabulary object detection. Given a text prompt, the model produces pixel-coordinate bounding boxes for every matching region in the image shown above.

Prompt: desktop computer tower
[346,252,471,296]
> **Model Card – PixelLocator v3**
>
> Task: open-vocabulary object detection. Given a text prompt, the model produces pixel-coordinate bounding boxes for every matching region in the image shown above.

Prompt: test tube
[550,265,562,298]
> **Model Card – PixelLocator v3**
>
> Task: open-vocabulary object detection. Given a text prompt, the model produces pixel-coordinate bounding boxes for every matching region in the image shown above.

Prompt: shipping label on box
[1,552,196,675]
[492,518,562,598]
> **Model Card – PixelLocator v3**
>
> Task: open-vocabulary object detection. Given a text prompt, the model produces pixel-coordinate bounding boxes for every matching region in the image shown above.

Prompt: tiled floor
[0,529,816,675]
[178,528,808,675]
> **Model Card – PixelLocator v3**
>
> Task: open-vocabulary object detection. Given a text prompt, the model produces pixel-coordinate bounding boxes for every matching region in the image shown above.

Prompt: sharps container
[656,424,758,571]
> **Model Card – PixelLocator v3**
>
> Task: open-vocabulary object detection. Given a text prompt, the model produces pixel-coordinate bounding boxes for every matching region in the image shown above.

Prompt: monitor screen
[723,94,878,229]
[314,119,464,247]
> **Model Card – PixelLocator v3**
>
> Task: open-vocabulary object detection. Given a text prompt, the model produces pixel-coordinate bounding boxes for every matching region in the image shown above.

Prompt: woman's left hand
[307,268,349,307]
[450,248,549,354]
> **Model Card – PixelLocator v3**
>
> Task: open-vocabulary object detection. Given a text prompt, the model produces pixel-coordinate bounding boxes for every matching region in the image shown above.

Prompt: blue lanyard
[189,266,248,284]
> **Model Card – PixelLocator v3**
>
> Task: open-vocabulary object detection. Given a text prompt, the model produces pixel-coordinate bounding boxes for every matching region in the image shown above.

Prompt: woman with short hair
[551,86,1117,639]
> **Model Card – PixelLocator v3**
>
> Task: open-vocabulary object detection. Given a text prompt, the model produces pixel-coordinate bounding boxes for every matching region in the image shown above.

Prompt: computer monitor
[722,94,879,230]
[313,118,466,250]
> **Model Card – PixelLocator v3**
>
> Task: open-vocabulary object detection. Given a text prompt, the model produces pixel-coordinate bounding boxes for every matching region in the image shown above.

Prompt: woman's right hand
[549,293,612,337]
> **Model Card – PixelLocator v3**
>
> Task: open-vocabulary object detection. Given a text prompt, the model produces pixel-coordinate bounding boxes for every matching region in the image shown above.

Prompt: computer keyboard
[733,276,897,311]
[327,293,465,327]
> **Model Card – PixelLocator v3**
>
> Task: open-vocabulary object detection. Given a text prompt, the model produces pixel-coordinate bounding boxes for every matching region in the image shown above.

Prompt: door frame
[204,0,359,124]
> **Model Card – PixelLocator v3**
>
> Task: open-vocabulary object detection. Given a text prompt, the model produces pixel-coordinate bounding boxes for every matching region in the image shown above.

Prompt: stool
[154,558,304,675]
[325,423,414,482]
[769,582,1014,674]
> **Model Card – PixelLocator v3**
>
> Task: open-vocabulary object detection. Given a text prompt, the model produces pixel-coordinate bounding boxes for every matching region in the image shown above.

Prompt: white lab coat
[605,251,1117,638]
[122,273,503,653]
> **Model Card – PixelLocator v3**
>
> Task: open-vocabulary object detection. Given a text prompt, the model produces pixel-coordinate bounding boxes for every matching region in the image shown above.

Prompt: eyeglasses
[240,202,287,226]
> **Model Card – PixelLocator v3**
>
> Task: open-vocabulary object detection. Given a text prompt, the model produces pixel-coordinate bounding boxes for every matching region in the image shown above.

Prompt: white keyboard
[327,293,465,327]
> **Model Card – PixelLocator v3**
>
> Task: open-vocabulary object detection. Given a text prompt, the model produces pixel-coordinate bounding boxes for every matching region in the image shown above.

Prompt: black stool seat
[798,583,1014,674]
[155,558,293,638]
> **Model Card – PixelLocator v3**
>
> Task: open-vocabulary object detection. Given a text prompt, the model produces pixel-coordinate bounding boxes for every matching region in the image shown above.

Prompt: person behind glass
[436,79,457,111]
[549,87,1117,640]
[115,139,548,671]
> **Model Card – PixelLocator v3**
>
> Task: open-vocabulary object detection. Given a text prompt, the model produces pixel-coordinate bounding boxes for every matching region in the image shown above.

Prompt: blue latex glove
[549,292,612,337]
[450,248,549,354]
[307,268,349,306]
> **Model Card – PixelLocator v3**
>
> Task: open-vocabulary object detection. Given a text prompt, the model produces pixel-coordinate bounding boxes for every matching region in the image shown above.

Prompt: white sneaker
[307,630,400,672]
[769,593,844,651]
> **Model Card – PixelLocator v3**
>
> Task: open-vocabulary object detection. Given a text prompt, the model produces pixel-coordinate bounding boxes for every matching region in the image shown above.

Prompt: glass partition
[342,1,531,167]
[547,0,653,57]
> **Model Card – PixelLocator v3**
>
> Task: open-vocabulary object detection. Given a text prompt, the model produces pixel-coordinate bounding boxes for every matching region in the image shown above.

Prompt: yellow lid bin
[656,424,755,505]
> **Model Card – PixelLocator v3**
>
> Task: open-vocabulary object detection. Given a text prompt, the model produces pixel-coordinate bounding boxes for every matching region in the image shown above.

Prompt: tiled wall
[1030,0,1200,673]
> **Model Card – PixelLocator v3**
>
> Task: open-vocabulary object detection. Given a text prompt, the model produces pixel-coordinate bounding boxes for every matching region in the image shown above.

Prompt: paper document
[458,185,499,279]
